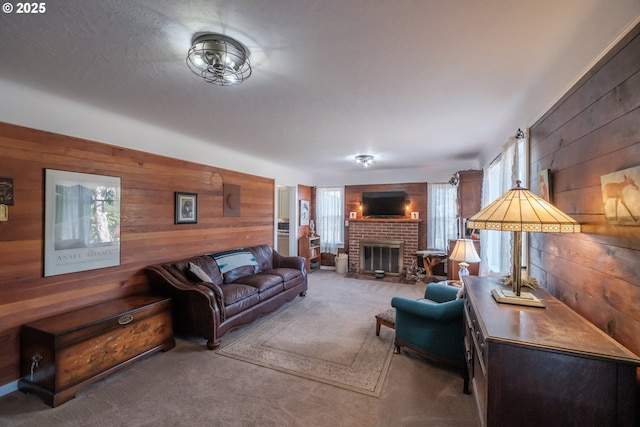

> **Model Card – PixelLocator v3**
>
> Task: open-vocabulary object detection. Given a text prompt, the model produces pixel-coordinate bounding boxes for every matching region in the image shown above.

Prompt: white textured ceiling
[1,0,639,183]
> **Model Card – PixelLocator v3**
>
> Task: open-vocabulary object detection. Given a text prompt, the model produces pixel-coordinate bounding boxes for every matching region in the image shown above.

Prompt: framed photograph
[538,169,552,202]
[175,192,198,224]
[44,169,121,277]
[411,211,419,219]
[300,200,310,226]
[349,211,357,219]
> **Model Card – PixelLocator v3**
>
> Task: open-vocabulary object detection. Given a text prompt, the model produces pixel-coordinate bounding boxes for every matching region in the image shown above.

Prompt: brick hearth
[348,219,419,275]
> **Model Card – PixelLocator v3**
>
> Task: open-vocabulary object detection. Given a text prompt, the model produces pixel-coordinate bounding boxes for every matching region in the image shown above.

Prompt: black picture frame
[175,192,198,224]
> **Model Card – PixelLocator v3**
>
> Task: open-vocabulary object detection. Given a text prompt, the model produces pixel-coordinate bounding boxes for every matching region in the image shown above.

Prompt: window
[479,135,527,276]
[315,186,344,254]
[427,183,458,250]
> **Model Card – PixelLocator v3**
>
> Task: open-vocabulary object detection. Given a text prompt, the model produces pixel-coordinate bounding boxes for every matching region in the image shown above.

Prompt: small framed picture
[300,200,310,226]
[349,211,357,219]
[538,169,552,202]
[175,192,198,224]
[411,211,419,219]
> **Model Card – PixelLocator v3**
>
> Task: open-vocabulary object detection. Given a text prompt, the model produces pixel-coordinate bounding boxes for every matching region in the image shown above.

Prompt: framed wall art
[44,169,121,277]
[175,192,198,224]
[538,169,552,202]
[300,200,310,226]
[600,165,640,225]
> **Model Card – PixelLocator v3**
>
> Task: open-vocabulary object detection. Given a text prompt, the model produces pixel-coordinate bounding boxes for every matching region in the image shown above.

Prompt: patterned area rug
[217,290,396,396]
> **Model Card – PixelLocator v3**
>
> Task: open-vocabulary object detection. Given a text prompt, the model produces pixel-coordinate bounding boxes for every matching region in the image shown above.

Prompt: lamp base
[491,289,545,308]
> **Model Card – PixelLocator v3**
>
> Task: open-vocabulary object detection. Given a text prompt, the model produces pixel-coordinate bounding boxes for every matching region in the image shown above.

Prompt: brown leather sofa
[145,245,307,350]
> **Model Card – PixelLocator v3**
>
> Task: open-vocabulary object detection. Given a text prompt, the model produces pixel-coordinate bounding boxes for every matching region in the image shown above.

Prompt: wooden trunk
[19,295,175,407]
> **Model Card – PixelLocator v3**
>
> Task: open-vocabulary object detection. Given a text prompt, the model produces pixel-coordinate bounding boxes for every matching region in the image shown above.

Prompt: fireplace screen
[360,239,404,275]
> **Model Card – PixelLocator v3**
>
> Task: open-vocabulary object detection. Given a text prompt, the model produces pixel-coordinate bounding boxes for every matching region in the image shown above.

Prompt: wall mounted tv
[362,191,406,218]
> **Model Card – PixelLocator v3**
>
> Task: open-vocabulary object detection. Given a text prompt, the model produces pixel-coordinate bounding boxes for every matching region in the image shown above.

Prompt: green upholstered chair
[391,282,469,393]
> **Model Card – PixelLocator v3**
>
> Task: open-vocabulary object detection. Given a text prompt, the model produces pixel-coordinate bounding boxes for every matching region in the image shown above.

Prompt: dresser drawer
[19,295,174,407]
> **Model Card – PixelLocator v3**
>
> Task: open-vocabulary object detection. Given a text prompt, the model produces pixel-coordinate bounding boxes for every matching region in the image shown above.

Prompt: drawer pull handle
[118,314,134,325]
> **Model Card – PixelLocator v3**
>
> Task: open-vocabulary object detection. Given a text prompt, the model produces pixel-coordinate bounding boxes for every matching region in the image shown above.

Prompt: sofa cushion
[187,262,212,283]
[263,267,302,283]
[223,265,256,284]
[220,283,259,306]
[235,273,283,293]
[249,245,274,272]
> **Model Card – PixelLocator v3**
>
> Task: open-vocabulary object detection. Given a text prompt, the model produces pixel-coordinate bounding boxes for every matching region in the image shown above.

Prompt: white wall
[0,79,312,186]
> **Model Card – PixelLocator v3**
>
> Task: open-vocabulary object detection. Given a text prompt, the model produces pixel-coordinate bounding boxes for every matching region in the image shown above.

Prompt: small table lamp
[449,239,481,281]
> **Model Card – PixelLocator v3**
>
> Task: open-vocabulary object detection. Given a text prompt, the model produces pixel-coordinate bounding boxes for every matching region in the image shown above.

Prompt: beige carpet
[218,287,395,396]
[0,271,480,427]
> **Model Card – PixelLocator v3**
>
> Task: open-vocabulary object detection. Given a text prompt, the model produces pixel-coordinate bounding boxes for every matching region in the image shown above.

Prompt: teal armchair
[391,282,469,392]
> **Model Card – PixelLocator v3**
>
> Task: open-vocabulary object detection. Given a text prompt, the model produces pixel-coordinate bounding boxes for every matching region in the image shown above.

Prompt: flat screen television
[362,191,406,218]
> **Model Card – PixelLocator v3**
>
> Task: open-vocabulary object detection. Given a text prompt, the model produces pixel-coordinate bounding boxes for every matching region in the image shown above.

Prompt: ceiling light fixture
[186,33,251,86]
[355,155,375,168]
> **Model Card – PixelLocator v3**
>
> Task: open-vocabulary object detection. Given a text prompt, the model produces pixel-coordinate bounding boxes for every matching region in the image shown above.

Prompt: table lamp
[467,181,580,307]
[449,239,481,281]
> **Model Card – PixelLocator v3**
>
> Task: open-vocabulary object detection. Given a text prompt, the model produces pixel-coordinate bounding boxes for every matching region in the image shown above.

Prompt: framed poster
[300,200,310,226]
[44,169,121,277]
[175,192,198,224]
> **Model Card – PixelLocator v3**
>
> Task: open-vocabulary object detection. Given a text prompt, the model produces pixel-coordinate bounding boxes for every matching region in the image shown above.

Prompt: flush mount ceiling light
[355,155,375,168]
[186,33,251,86]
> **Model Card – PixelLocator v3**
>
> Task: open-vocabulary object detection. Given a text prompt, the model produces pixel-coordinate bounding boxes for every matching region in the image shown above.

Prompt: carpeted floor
[0,271,480,427]
[218,280,397,396]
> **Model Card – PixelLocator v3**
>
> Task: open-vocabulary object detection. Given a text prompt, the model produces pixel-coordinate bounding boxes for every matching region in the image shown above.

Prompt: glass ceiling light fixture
[186,33,251,86]
[467,181,580,308]
[355,155,375,168]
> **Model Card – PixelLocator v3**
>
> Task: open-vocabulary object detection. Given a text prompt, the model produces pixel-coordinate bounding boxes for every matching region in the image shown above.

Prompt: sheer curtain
[479,135,527,276]
[315,186,344,254]
[427,183,458,250]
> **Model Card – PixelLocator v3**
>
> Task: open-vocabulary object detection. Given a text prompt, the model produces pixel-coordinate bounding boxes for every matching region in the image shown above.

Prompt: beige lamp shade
[467,181,580,300]
[467,182,580,233]
[449,239,481,263]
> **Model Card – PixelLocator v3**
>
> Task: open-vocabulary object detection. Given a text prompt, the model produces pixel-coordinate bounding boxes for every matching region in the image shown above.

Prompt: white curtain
[316,186,344,254]
[427,183,458,250]
[479,135,527,276]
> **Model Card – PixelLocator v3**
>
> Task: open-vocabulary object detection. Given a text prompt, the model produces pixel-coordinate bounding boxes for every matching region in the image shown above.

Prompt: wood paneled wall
[528,23,640,356]
[0,122,275,384]
[345,183,428,253]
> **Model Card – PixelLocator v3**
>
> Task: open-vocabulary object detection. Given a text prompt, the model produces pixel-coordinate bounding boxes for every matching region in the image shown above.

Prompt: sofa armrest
[145,265,223,332]
[273,250,306,272]
[391,296,464,322]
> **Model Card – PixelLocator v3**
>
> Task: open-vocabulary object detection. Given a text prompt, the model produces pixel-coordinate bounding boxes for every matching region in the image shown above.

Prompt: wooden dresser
[463,276,639,427]
[19,294,175,407]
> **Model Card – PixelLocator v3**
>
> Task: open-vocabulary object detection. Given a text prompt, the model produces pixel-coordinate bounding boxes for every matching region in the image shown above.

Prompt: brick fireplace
[348,219,419,276]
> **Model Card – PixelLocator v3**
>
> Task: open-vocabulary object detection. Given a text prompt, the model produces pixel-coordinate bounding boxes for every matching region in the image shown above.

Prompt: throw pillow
[187,262,212,283]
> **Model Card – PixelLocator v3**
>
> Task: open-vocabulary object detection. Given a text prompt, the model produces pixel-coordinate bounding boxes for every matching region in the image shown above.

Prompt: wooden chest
[19,294,175,407]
